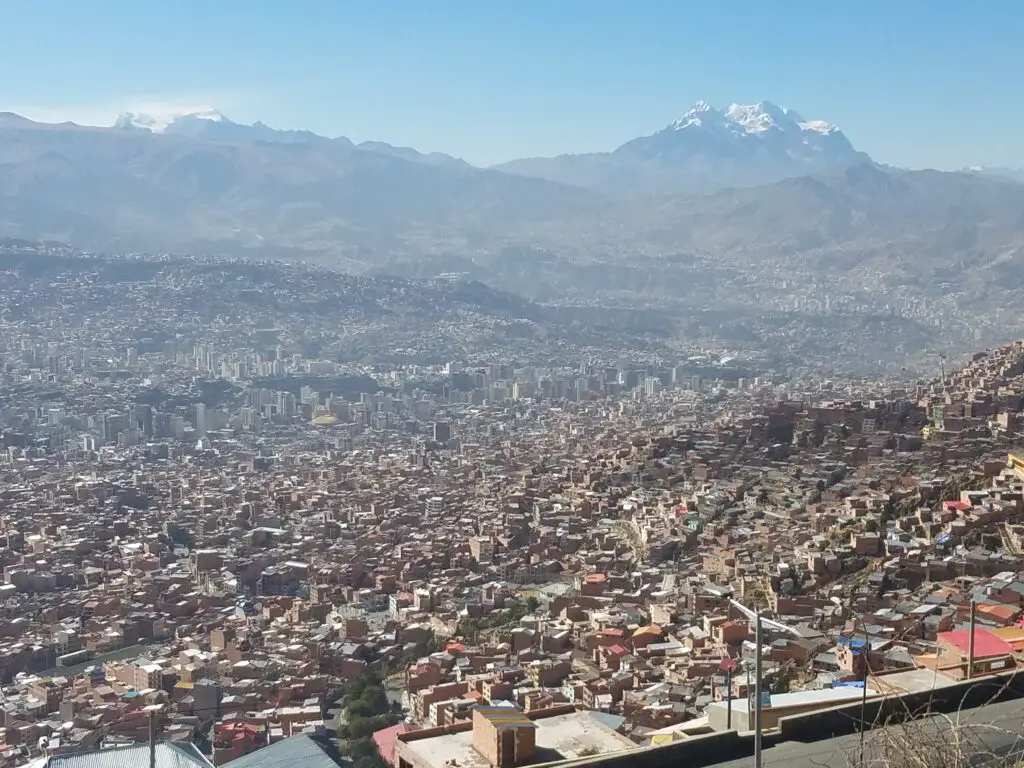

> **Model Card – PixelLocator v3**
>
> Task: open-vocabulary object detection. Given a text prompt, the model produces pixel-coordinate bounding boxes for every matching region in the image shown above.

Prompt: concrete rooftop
[402,711,635,768]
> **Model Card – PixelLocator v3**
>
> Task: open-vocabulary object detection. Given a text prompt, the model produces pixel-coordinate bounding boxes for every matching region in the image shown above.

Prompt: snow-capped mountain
[495,100,871,195]
[114,108,333,145]
[114,107,226,134]
[109,109,467,166]
[615,100,865,170]
[668,100,838,137]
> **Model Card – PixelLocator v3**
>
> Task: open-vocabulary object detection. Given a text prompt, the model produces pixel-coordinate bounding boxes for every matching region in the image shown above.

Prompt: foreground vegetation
[337,671,401,768]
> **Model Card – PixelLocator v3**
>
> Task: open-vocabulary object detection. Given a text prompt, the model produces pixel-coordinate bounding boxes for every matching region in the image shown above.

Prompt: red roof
[373,723,417,763]
[938,628,1013,659]
[977,603,1020,623]
[945,501,970,510]
[608,644,629,656]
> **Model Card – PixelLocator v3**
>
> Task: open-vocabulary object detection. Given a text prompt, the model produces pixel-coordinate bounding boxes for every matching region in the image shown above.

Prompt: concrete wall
[542,669,1024,768]
[472,710,500,768]
[528,730,747,768]
[776,669,1024,743]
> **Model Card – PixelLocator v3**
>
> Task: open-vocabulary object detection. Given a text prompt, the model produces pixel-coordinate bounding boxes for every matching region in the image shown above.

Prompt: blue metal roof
[222,734,343,768]
[28,742,214,768]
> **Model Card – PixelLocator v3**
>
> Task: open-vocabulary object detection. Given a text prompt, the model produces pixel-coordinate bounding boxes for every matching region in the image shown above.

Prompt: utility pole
[967,600,977,679]
[719,656,737,730]
[148,709,157,768]
[754,610,763,768]
[858,646,869,764]
[745,660,751,714]
[856,611,869,764]
[727,664,734,730]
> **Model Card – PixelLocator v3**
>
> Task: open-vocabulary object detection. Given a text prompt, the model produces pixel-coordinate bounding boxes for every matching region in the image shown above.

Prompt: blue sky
[1,1,1021,168]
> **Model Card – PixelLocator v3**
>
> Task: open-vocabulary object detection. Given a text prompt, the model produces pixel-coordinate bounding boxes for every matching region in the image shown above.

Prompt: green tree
[337,670,400,768]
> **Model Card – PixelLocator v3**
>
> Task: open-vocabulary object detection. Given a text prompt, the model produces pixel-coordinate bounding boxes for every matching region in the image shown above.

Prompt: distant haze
[0,102,882,254]
[1,101,1023,373]
[0,106,1021,271]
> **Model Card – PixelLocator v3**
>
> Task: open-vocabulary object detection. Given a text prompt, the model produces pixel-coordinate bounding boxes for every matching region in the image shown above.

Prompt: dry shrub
[852,710,1018,768]
[847,677,1024,768]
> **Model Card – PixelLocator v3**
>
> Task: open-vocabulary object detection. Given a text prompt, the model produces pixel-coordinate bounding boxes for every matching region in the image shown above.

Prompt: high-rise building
[131,404,154,437]
[276,392,297,420]
[432,421,452,443]
[153,412,171,438]
[194,344,213,372]
[101,413,127,443]
[195,403,207,436]
[241,406,263,434]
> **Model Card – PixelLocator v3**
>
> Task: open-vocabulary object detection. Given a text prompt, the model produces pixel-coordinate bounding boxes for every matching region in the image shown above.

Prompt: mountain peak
[664,100,840,137]
[725,101,803,133]
[670,100,720,130]
[114,107,227,133]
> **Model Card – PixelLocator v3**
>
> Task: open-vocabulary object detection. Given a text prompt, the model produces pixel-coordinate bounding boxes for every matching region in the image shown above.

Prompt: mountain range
[107,100,870,195]
[0,102,1022,287]
[0,108,596,254]
[969,166,1024,184]
[495,100,870,195]
[112,107,472,167]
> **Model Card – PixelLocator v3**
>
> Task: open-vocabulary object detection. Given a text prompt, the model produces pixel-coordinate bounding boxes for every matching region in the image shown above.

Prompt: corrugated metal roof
[710,685,879,713]
[31,742,213,768]
[474,706,537,730]
[222,734,341,768]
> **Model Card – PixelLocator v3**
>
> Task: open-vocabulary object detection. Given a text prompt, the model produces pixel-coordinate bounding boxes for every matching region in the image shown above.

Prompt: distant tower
[195,403,207,436]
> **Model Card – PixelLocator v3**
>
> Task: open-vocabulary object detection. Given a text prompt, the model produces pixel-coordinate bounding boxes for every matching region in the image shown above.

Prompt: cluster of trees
[337,671,401,768]
[455,597,540,639]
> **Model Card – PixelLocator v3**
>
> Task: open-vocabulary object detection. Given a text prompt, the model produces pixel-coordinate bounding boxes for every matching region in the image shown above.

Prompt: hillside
[1,110,1024,360]
[638,164,1024,269]
[0,116,601,255]
[495,100,871,195]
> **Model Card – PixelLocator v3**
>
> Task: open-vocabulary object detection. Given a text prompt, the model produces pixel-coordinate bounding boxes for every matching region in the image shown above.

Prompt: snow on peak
[725,102,803,133]
[114,107,226,133]
[797,119,838,135]
[671,100,719,130]
[668,100,840,136]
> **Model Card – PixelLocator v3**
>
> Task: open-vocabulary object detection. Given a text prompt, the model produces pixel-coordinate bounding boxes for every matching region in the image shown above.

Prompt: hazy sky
[1,1,1021,168]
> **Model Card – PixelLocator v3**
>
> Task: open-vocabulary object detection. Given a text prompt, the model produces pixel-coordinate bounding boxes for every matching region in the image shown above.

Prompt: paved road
[713,698,1024,768]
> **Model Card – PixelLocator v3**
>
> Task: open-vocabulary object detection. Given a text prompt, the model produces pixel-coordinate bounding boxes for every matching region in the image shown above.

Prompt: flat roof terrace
[398,710,635,768]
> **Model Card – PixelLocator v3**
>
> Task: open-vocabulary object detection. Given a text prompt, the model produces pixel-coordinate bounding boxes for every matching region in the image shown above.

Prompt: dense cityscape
[2,242,1024,768]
